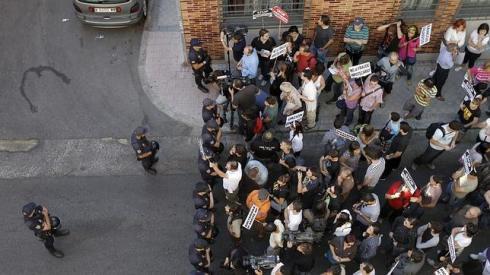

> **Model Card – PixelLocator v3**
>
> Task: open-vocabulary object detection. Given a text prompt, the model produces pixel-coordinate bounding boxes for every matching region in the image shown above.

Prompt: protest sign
[435,267,450,275]
[401,168,417,194]
[335,129,357,141]
[349,62,372,79]
[271,6,288,24]
[461,150,474,175]
[285,111,304,128]
[419,24,432,46]
[252,9,273,20]
[386,260,400,275]
[448,235,457,263]
[270,43,289,59]
[461,79,477,100]
[243,205,259,230]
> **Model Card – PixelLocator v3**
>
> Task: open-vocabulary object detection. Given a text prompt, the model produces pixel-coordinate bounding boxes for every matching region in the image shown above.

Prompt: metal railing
[457,0,490,19]
[399,0,439,19]
[221,0,306,28]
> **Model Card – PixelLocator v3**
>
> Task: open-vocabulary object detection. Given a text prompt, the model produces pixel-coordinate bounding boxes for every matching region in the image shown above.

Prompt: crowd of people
[189,15,490,275]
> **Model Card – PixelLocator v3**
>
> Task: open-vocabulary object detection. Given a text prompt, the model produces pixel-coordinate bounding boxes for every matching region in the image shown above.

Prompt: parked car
[73,0,147,28]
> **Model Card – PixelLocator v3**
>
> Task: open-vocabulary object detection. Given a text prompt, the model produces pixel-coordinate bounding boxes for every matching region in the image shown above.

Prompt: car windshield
[79,0,129,4]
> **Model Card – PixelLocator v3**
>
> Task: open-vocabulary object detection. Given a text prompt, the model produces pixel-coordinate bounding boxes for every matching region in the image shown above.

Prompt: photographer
[22,202,69,258]
[188,38,213,93]
[231,79,260,142]
[284,242,315,274]
[221,30,246,63]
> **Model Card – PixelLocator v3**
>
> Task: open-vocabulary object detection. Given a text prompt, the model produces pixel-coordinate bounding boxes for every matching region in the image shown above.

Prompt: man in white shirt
[432,43,458,100]
[360,146,385,191]
[210,161,242,205]
[299,69,318,129]
[412,121,462,170]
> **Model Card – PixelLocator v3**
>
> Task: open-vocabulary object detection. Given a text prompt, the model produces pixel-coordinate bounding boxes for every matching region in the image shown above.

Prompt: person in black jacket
[284,242,315,274]
[193,181,214,210]
[130,126,159,175]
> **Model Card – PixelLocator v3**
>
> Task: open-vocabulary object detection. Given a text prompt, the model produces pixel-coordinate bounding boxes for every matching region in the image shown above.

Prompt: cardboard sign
[461,150,474,175]
[386,260,400,275]
[272,6,288,24]
[462,79,477,100]
[335,129,357,141]
[435,267,450,275]
[243,205,259,230]
[285,111,304,128]
[448,235,457,263]
[419,23,432,46]
[401,168,417,194]
[349,62,372,79]
[252,9,273,20]
[270,43,289,59]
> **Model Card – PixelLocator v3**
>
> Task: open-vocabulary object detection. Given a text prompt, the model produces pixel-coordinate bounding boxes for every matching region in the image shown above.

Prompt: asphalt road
[0,0,190,140]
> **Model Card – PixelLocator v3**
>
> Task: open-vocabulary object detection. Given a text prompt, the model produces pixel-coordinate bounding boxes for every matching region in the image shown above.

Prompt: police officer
[202,98,224,126]
[188,238,212,273]
[189,38,213,93]
[201,119,224,155]
[131,126,159,175]
[193,209,219,243]
[22,202,69,258]
[197,146,220,188]
[193,181,214,210]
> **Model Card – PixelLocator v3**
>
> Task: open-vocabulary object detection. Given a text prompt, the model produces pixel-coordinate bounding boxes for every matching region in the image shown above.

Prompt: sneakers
[454,66,463,72]
[49,249,65,258]
[198,86,209,93]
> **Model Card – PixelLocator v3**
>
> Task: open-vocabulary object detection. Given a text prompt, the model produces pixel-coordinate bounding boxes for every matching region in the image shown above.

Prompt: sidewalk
[138,0,487,134]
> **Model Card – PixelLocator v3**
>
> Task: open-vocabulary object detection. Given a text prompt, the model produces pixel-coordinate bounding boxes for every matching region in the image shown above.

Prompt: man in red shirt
[381,180,421,223]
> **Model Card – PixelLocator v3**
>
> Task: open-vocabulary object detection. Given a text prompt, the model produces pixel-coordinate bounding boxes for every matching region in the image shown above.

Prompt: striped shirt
[344,24,369,53]
[470,67,490,84]
[414,80,437,107]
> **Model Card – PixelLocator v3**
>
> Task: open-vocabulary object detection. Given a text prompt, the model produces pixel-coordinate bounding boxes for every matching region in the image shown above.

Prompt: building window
[399,0,439,19]
[457,0,490,19]
[222,0,306,28]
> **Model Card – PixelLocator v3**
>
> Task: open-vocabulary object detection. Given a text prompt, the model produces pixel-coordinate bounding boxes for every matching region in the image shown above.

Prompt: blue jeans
[311,44,327,64]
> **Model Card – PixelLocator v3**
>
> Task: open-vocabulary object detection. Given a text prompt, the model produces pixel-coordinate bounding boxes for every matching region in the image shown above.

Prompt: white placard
[435,267,450,275]
[243,205,259,230]
[349,62,372,79]
[448,235,457,263]
[285,111,304,128]
[252,9,273,20]
[335,129,357,141]
[461,79,477,100]
[419,24,432,46]
[401,168,417,194]
[462,150,474,175]
[386,260,400,275]
[270,43,289,59]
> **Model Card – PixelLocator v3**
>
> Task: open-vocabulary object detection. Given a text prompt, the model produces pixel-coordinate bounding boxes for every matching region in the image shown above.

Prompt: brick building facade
[180,0,488,60]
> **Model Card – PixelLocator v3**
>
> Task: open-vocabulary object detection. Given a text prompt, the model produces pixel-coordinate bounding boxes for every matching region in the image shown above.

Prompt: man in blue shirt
[237,46,259,81]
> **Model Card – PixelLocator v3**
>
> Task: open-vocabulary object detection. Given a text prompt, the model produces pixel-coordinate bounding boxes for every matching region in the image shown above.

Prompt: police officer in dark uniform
[193,209,219,243]
[202,98,224,126]
[131,126,159,175]
[201,119,224,155]
[189,38,213,93]
[193,181,214,210]
[188,238,212,273]
[197,146,220,188]
[22,202,70,258]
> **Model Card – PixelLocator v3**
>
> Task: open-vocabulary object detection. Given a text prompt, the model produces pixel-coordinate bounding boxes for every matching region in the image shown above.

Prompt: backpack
[425,122,445,139]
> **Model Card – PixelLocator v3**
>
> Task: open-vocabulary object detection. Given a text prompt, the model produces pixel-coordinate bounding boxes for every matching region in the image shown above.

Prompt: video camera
[208,70,253,99]
[242,255,280,270]
[283,230,315,245]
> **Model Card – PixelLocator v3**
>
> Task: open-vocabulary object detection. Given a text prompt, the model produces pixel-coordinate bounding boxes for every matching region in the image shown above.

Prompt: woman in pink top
[467,61,490,85]
[398,25,420,85]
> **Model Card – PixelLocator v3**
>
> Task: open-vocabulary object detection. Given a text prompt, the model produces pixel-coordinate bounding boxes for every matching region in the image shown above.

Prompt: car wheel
[143,0,148,18]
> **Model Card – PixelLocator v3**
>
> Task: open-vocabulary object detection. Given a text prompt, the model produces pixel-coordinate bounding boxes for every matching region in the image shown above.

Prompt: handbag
[253,116,264,134]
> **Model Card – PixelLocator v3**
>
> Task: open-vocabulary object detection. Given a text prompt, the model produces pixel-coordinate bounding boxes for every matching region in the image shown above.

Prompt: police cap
[206,119,219,130]
[22,202,37,216]
[190,38,202,47]
[133,126,148,136]
[194,181,210,193]
[194,209,212,222]
[193,238,209,249]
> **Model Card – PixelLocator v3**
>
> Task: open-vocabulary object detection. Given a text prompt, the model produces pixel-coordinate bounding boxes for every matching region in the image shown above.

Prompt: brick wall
[303,0,463,57]
[180,0,223,60]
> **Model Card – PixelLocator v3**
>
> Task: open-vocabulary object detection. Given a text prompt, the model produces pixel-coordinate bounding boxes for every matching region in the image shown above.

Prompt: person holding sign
[381,180,421,223]
[398,25,421,85]
[326,52,352,104]
[442,167,478,207]
[251,29,276,86]
[246,188,271,238]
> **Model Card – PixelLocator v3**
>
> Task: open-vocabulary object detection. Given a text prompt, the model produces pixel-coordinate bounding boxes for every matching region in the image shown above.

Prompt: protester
[340,78,363,126]
[416,221,442,250]
[299,69,318,129]
[376,21,403,59]
[376,51,404,95]
[252,29,276,86]
[398,25,420,85]
[311,15,335,64]
[358,224,382,262]
[358,74,384,124]
[432,43,458,101]
[381,121,412,179]
[402,78,437,120]
[327,52,352,104]
[464,23,490,69]
[419,175,443,208]
[442,19,467,71]
[237,46,259,80]
[344,17,369,65]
